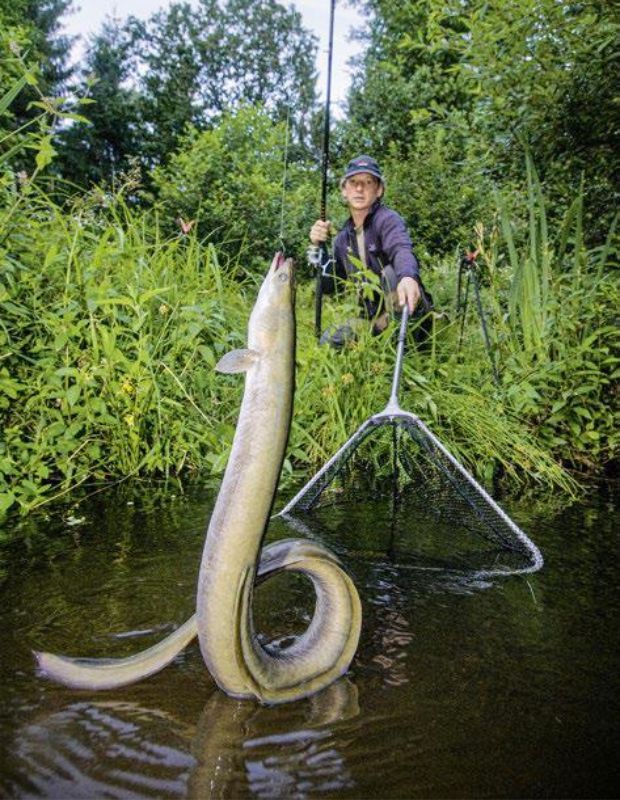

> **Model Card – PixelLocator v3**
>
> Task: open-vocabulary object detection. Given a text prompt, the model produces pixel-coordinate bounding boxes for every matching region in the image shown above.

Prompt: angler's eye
[278,272,289,283]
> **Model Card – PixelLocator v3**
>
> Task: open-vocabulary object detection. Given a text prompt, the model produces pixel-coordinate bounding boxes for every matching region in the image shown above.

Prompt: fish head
[249,252,295,350]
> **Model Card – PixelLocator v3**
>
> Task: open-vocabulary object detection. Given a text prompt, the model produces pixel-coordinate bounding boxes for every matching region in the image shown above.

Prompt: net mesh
[279,412,542,578]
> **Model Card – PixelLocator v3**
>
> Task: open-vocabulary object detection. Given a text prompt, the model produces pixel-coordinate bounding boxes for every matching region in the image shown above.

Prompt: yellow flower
[321,384,336,398]
[124,414,135,427]
[159,303,170,316]
[341,372,354,385]
[120,379,134,395]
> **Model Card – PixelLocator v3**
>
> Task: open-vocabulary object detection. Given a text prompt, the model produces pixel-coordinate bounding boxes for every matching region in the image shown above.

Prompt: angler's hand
[397,277,421,314]
[310,220,331,245]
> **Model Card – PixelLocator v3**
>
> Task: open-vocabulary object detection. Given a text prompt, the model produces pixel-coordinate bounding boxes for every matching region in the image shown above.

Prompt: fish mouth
[270,251,294,276]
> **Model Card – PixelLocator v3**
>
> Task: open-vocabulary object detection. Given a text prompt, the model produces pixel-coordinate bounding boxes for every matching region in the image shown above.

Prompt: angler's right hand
[310,220,331,245]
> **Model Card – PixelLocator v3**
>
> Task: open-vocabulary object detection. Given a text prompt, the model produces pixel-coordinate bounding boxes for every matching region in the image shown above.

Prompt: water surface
[0,483,618,798]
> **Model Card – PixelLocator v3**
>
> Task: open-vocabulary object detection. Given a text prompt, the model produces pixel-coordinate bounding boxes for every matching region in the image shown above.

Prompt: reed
[472,154,619,473]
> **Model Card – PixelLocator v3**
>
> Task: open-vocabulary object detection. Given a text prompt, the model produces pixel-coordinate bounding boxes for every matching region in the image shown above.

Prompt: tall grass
[0,176,582,521]
[292,278,576,496]
[476,153,619,472]
[0,183,255,516]
[498,154,552,356]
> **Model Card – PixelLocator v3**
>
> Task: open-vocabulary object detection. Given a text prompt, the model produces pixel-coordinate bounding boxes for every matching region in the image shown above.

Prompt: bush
[151,105,317,273]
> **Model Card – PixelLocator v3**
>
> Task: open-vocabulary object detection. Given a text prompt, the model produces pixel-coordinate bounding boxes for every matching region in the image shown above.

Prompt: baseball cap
[341,154,384,184]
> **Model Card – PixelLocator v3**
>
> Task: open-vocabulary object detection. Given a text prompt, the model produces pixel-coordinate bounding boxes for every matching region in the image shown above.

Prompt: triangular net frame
[278,309,542,579]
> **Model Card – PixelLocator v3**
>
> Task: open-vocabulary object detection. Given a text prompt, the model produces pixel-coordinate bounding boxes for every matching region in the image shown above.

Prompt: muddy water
[0,484,618,798]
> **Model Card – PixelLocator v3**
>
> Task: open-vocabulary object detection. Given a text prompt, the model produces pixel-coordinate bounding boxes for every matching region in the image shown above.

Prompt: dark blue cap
[341,154,384,184]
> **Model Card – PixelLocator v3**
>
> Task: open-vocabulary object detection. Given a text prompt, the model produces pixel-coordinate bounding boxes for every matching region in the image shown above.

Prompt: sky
[61,0,366,112]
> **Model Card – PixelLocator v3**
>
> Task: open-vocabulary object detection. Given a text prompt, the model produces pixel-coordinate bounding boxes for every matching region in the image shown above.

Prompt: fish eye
[278,272,289,283]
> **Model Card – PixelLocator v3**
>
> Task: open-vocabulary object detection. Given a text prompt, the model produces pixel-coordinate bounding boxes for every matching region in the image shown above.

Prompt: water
[0,483,618,798]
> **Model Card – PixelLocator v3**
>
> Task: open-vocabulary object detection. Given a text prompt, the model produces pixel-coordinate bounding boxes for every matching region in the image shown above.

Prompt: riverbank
[1,177,618,523]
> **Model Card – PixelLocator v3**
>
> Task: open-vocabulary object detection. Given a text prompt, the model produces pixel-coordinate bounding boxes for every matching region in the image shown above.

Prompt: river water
[0,481,618,798]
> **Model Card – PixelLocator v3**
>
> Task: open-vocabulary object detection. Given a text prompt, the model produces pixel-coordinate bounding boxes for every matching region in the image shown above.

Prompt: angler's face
[341,173,384,211]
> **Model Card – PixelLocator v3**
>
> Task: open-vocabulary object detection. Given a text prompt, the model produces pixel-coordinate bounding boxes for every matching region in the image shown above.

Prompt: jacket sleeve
[378,210,420,283]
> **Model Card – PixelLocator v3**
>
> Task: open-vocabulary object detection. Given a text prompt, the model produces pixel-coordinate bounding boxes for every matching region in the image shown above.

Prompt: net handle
[387,304,409,410]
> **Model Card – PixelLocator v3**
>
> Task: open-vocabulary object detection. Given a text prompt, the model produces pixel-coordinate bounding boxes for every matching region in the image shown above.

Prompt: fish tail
[35,614,198,691]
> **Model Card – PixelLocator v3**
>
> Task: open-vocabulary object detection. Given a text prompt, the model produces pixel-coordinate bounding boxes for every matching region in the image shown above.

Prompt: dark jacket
[323,201,422,318]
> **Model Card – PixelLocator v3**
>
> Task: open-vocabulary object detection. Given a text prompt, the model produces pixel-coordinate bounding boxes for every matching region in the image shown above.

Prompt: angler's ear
[215,348,260,373]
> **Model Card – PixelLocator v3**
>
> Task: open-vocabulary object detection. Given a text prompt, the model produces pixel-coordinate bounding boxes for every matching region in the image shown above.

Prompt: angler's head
[250,252,295,345]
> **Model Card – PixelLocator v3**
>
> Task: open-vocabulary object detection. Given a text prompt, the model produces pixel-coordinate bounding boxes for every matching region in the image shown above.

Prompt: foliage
[0,66,90,197]
[0,179,252,517]
[344,0,476,154]
[0,0,75,130]
[0,170,579,521]
[0,5,618,530]
[346,0,620,244]
[151,106,317,270]
[378,129,495,258]
[55,17,142,188]
[460,154,620,473]
[455,0,620,238]
[293,278,575,496]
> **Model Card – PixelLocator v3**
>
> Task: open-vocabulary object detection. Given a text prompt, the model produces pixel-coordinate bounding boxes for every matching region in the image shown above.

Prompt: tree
[57,0,318,186]
[152,105,316,269]
[0,0,75,121]
[457,0,620,235]
[56,17,142,187]
[339,0,493,254]
[344,0,620,246]
[343,0,476,155]
[130,0,318,163]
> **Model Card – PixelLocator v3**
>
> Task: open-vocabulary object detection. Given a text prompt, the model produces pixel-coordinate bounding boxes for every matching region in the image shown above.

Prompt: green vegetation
[0,0,618,525]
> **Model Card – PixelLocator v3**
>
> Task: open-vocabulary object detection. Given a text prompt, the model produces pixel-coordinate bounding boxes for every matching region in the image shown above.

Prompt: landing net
[278,310,542,579]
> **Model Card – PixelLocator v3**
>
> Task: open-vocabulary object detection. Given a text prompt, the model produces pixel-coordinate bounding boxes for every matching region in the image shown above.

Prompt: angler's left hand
[397,277,420,314]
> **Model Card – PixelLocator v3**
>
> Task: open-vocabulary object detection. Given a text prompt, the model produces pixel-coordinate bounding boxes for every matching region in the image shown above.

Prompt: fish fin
[215,348,260,373]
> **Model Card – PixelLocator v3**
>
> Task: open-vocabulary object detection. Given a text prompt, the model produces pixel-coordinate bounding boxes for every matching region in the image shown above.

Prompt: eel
[35,253,362,704]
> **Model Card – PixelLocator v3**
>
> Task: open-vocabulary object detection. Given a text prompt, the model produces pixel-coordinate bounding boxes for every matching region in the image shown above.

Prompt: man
[310,154,429,347]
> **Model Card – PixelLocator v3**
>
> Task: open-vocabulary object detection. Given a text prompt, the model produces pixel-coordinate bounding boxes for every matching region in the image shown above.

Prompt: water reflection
[7,680,359,799]
[8,699,195,798]
[366,566,414,688]
[188,680,358,798]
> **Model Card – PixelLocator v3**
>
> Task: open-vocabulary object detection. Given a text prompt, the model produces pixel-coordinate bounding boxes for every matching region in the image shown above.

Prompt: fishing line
[278,106,291,255]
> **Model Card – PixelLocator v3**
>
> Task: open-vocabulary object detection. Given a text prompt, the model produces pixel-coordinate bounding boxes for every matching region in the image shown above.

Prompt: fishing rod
[314,0,337,340]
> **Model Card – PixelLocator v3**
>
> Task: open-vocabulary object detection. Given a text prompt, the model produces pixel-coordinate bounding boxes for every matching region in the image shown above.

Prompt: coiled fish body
[35,254,361,704]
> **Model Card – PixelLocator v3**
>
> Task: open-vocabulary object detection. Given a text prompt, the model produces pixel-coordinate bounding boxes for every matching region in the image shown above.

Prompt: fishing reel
[307,245,333,274]
[307,245,322,267]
